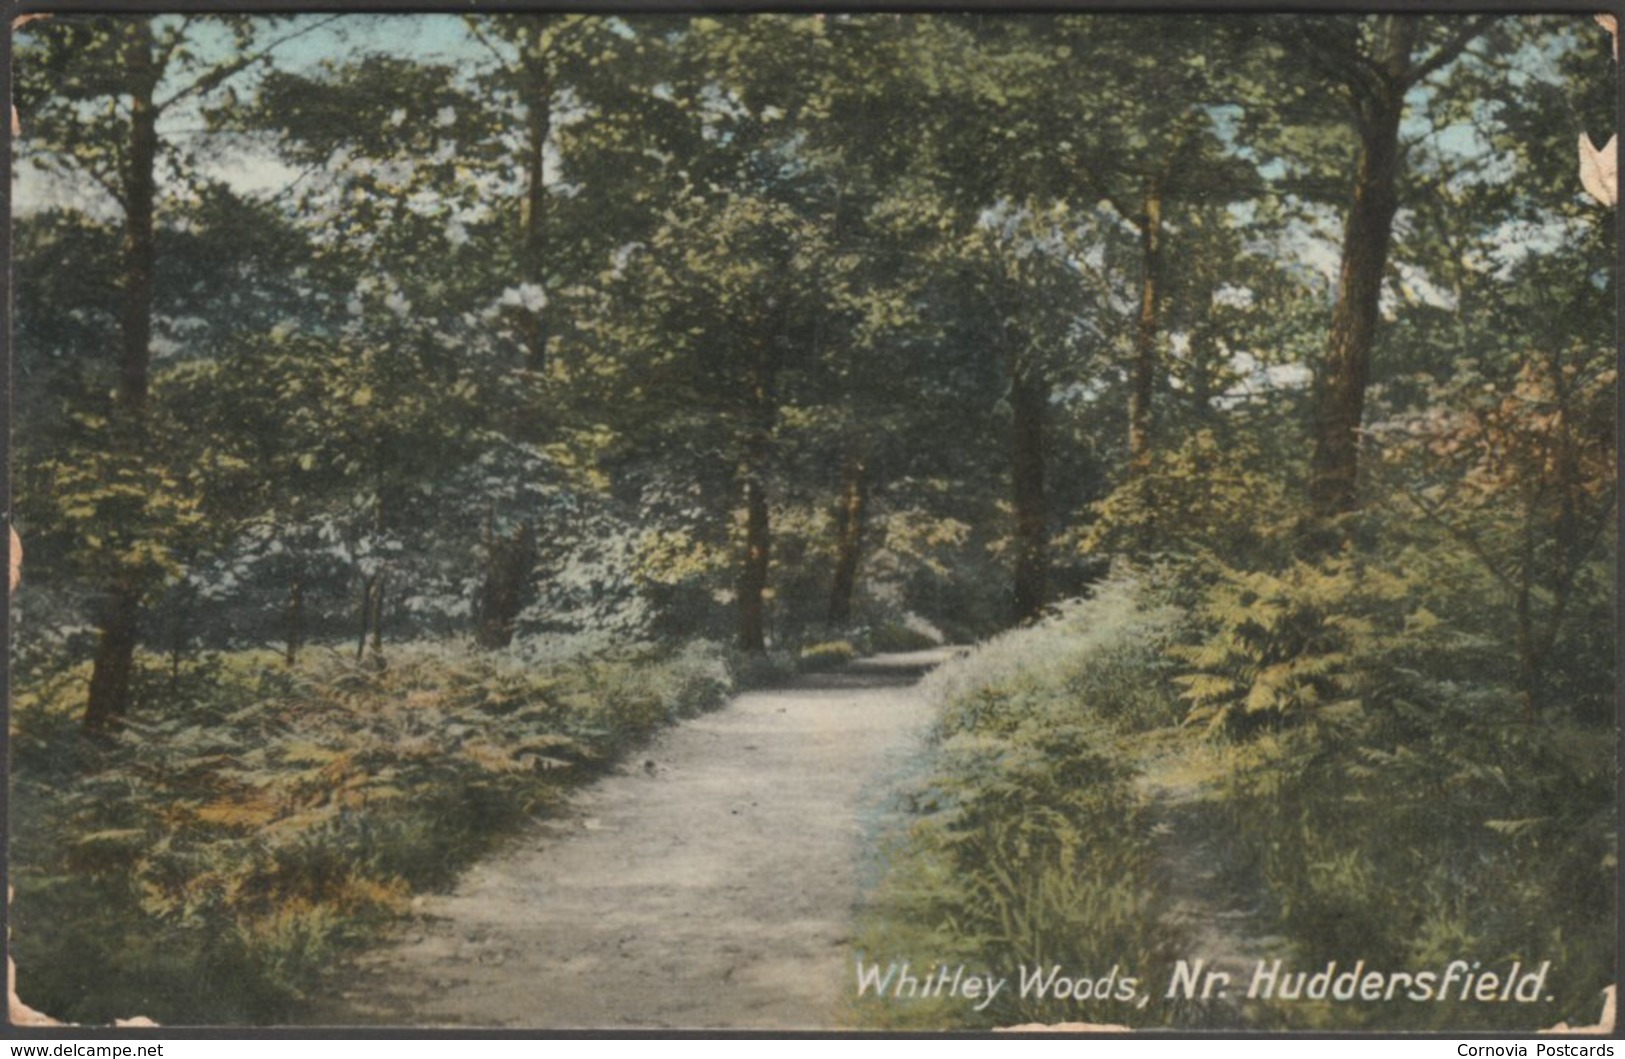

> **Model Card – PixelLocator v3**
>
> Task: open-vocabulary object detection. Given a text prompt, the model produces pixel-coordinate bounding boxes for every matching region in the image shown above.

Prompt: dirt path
[302,649,956,1030]
[1134,738,1287,1028]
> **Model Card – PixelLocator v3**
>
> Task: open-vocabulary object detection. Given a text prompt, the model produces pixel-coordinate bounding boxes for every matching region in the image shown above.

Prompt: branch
[156,14,346,114]
[1059,144,1133,221]
[254,159,326,207]
[1154,105,1207,189]
[153,16,191,75]
[463,15,519,69]
[1293,26,1386,116]
[1407,16,1493,86]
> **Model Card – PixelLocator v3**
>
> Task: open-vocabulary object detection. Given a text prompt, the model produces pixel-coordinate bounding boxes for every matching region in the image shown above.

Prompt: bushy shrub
[1217,653,1616,1031]
[852,557,1616,1032]
[867,620,942,654]
[1078,428,1300,569]
[1170,544,1616,1030]
[1169,553,1422,734]
[727,647,799,689]
[797,639,858,672]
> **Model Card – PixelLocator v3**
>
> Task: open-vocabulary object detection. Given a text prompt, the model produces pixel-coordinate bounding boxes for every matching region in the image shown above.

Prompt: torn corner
[8,952,62,1027]
[1541,984,1617,1035]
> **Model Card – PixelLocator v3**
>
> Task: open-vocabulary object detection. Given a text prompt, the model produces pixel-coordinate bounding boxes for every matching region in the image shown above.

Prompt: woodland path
[301,648,957,1030]
[1133,740,1288,1029]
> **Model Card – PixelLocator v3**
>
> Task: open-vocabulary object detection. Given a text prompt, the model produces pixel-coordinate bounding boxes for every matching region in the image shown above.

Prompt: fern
[1170,554,1417,734]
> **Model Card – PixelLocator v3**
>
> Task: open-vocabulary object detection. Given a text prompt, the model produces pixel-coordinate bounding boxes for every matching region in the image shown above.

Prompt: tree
[13,14,333,729]
[1272,16,1496,525]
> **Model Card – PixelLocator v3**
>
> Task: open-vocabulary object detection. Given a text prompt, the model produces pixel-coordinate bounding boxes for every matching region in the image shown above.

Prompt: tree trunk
[83,23,160,732]
[476,520,537,649]
[117,37,158,416]
[825,449,868,628]
[1010,355,1048,625]
[1128,184,1163,471]
[1308,18,1413,524]
[737,462,772,653]
[355,572,377,663]
[83,583,142,734]
[370,571,386,664]
[519,34,552,370]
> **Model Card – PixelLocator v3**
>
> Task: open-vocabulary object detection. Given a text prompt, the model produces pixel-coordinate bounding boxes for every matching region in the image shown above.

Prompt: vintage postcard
[5,6,1617,1034]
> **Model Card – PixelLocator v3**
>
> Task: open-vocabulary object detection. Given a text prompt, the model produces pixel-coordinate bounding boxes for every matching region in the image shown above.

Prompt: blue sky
[11,11,1603,288]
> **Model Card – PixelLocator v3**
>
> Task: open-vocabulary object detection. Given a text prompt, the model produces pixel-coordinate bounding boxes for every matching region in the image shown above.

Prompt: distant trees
[10,14,1612,1034]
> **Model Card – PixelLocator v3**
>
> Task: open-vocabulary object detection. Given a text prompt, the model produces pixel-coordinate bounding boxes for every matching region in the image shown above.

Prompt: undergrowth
[1177,553,1615,1031]
[9,638,732,1025]
[847,581,1187,1029]
[849,570,1615,1032]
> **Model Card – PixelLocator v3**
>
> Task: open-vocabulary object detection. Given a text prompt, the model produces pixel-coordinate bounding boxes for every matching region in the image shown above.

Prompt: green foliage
[1079,428,1300,568]
[866,620,941,654]
[1170,555,1422,734]
[9,639,732,1024]
[726,647,800,690]
[1215,668,1615,1030]
[852,583,1186,1029]
[8,9,1615,1033]
[859,551,1615,1031]
[1366,349,1617,719]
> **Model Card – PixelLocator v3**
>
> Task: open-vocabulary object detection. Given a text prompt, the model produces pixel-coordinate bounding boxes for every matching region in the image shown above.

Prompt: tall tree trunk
[1128,184,1164,472]
[518,33,552,370]
[736,451,772,653]
[1010,354,1048,625]
[83,582,142,733]
[825,449,868,628]
[1308,18,1414,524]
[355,572,377,663]
[83,23,159,733]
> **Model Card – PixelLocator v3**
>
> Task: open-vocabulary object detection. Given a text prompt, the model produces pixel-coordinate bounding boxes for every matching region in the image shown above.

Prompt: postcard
[5,6,1617,1034]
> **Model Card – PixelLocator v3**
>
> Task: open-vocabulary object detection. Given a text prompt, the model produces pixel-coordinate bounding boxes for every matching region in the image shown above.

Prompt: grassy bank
[847,573,1615,1032]
[845,581,1191,1030]
[8,638,734,1025]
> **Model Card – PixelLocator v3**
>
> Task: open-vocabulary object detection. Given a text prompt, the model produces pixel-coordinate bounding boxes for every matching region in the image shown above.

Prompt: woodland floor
[297,649,955,1030]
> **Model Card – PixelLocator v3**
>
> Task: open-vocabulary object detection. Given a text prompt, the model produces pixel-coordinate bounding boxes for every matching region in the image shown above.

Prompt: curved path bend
[305,649,955,1030]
